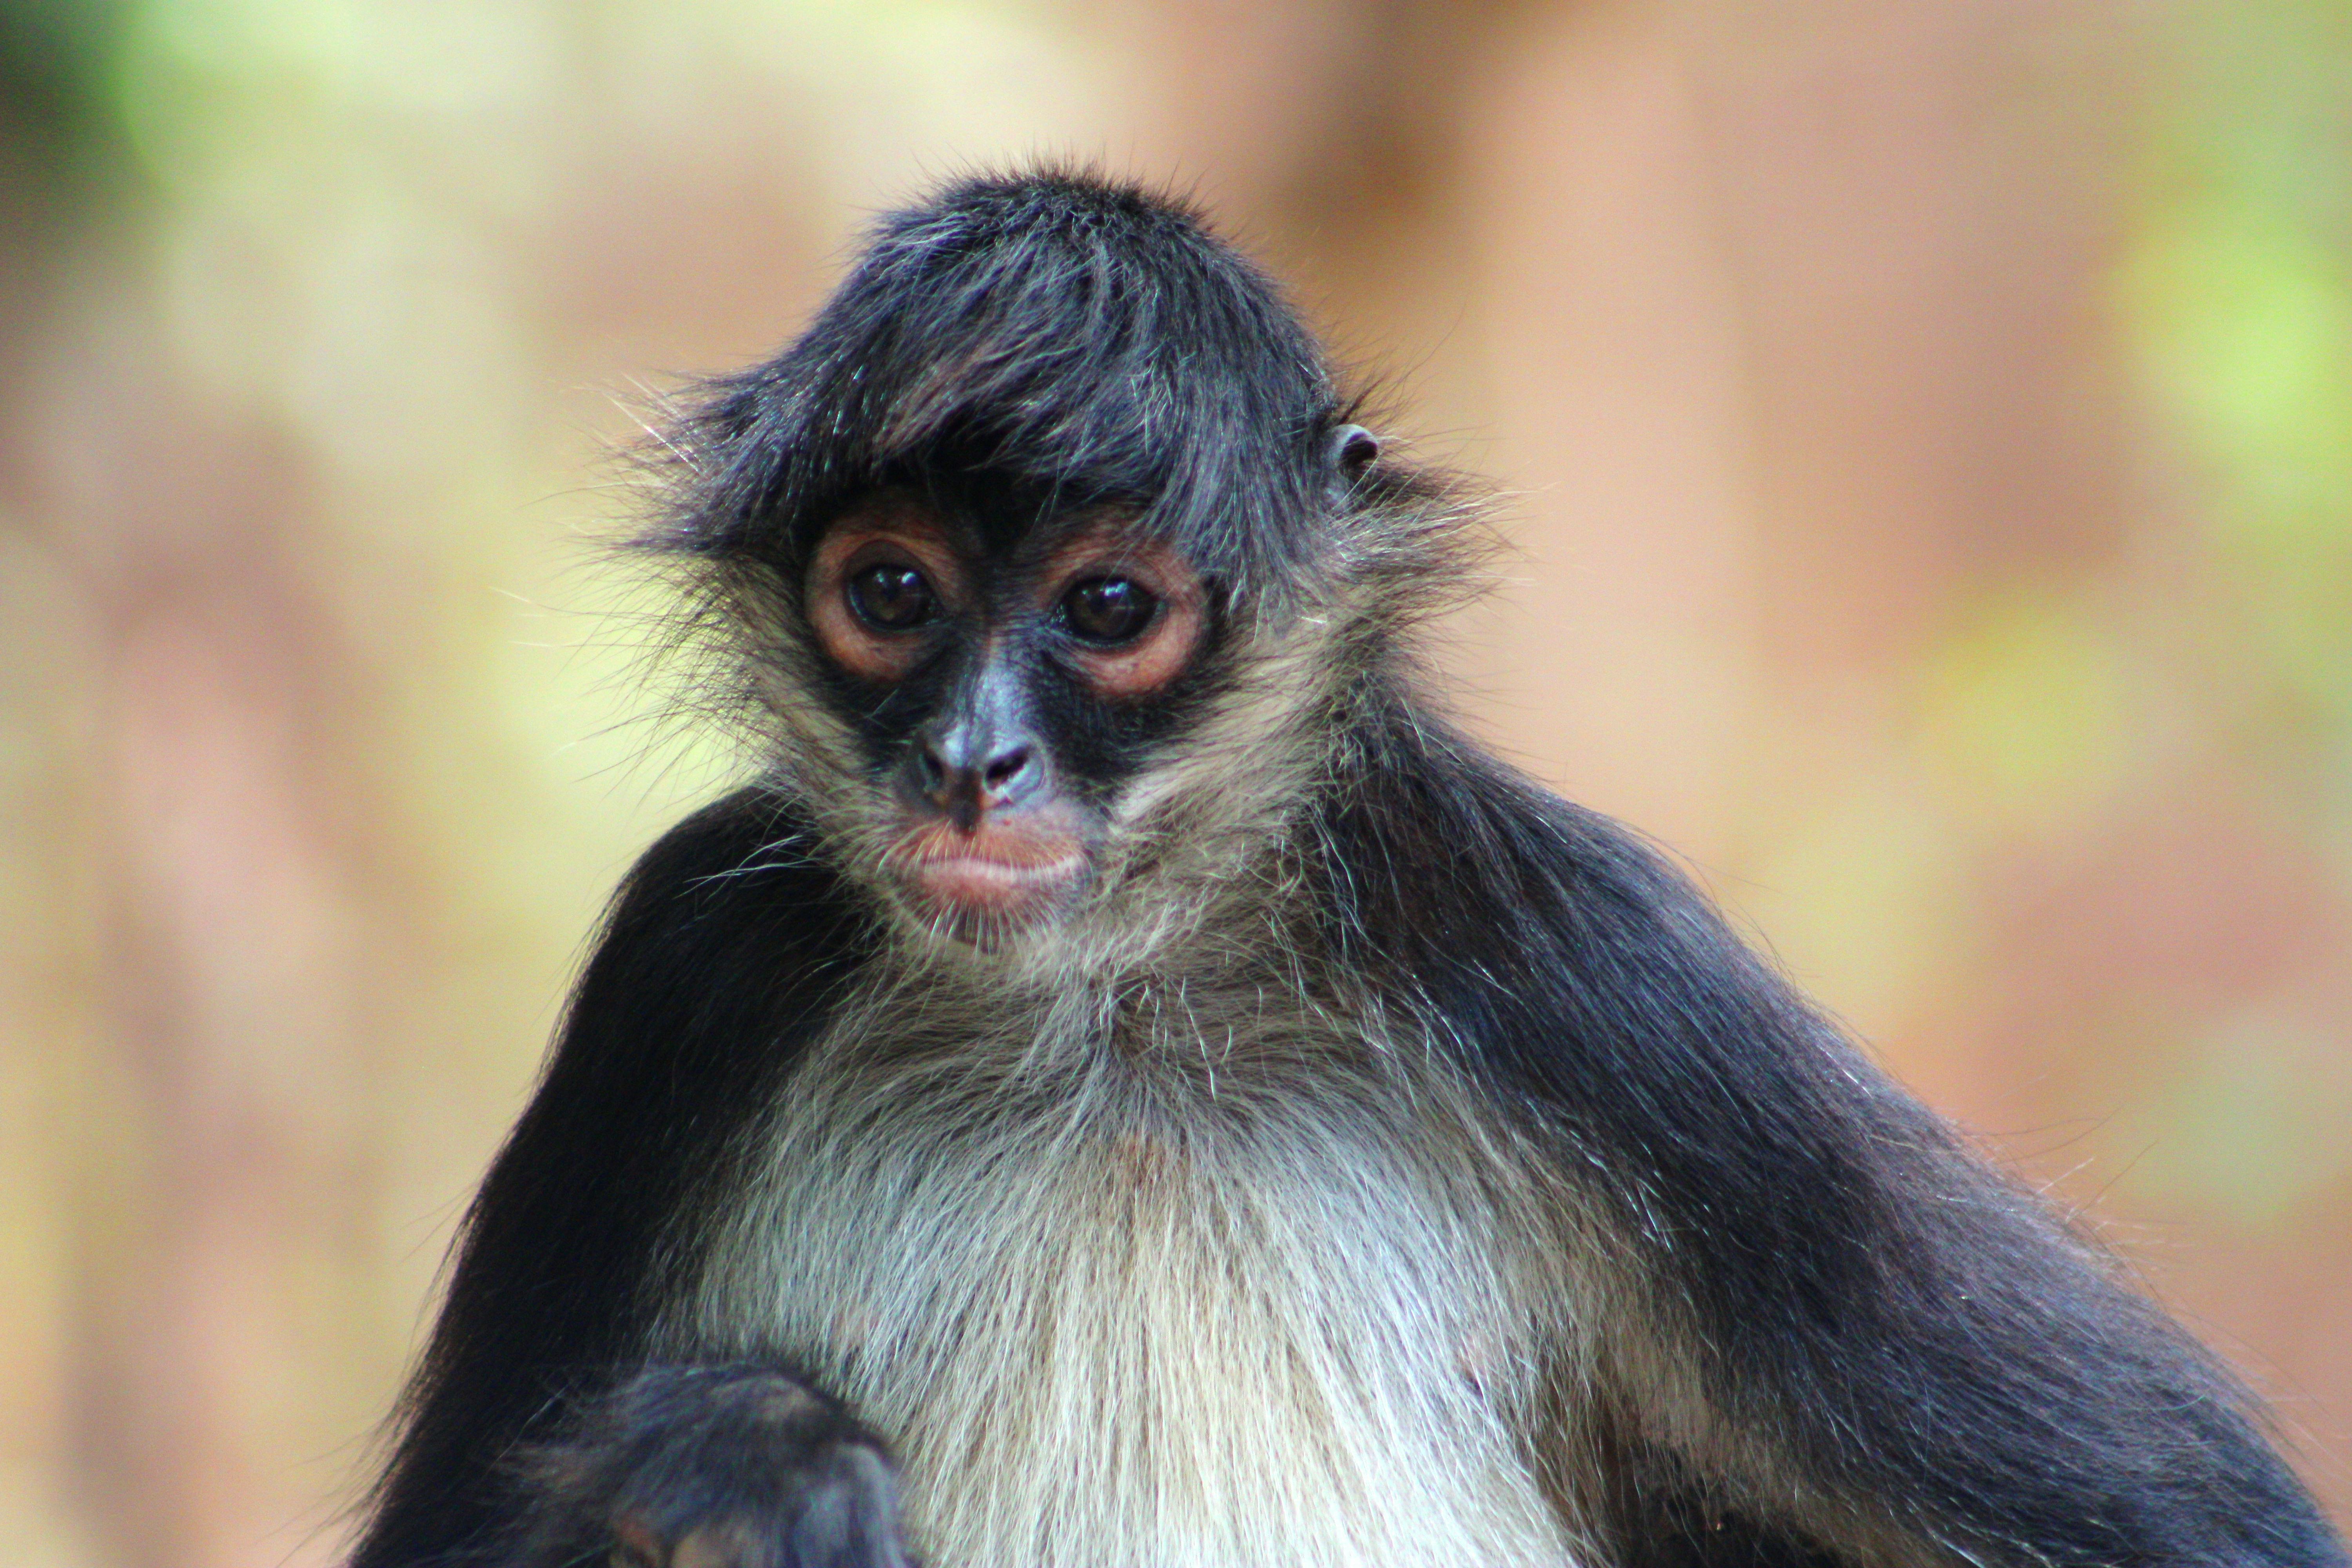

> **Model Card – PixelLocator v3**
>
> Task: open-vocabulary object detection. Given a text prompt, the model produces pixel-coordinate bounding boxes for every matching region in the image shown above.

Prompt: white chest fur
[673,973,1588,1568]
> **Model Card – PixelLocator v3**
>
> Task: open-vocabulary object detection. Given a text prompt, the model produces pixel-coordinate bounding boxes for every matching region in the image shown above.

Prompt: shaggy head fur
[639,170,1472,972]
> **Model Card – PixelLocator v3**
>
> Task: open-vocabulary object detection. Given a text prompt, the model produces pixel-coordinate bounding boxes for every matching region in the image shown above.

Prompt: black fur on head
[644,169,1356,607]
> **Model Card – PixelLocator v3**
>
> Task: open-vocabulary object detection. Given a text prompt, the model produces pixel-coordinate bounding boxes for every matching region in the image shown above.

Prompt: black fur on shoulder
[352,789,877,1568]
[1315,691,2344,1568]
[643,168,1347,604]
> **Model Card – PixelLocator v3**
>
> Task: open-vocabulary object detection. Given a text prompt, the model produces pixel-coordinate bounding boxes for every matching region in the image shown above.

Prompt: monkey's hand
[508,1365,917,1568]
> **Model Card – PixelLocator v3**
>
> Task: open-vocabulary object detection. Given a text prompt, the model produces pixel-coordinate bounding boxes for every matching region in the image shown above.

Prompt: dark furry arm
[1320,704,2343,1568]
[352,788,873,1568]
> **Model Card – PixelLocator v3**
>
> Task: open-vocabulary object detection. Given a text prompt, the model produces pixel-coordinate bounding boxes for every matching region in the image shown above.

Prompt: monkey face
[794,486,1221,948]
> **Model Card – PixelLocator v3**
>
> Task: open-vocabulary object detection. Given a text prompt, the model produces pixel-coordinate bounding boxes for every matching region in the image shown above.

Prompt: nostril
[912,737,961,808]
[982,746,1031,794]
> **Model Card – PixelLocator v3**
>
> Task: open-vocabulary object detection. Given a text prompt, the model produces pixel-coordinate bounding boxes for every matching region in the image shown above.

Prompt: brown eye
[1060,576,1158,646]
[848,563,937,631]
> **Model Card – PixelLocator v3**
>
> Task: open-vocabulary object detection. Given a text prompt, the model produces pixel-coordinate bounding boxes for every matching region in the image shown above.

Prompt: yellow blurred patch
[1915,592,2134,834]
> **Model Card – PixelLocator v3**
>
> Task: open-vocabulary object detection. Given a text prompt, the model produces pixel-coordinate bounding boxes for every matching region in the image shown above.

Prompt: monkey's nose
[915,730,1045,828]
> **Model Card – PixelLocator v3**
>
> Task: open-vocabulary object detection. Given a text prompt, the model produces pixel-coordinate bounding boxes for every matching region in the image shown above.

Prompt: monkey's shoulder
[347,788,879,1568]
[602,785,866,950]
[515,783,877,1173]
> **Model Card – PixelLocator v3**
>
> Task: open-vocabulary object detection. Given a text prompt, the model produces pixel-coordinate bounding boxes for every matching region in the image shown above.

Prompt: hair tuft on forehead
[648,168,1345,598]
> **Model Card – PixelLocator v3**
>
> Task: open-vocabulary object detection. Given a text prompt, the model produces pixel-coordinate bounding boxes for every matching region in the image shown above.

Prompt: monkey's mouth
[887,820,1088,940]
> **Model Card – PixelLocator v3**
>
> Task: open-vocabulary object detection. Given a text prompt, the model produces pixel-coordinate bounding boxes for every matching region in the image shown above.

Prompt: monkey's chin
[889,829,1087,948]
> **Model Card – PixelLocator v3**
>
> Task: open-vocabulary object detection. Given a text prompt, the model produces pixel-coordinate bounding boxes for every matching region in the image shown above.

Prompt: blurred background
[2,0,2348,1562]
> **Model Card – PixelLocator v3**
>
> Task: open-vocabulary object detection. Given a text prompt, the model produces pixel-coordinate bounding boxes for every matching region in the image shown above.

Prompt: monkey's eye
[846,563,938,631]
[1060,576,1159,646]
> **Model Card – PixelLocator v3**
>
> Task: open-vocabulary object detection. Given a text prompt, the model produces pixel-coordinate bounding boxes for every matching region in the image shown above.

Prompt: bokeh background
[2,0,2349,1563]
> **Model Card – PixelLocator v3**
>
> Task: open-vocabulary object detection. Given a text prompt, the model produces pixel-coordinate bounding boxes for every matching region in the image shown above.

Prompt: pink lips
[909,850,1084,910]
[891,818,1087,928]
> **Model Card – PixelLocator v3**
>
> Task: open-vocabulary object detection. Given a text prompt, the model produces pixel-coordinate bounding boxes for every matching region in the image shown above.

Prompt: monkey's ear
[1325,424,1381,483]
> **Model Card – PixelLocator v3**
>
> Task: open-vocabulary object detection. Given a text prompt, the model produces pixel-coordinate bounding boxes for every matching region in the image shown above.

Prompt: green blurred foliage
[2113,1006,2352,1232]
[2094,0,2352,1220]
[2122,0,2352,809]
[0,0,131,198]
[1916,589,2134,833]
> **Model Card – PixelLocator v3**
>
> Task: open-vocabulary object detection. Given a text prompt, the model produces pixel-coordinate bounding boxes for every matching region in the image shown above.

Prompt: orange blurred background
[2,2,2347,1564]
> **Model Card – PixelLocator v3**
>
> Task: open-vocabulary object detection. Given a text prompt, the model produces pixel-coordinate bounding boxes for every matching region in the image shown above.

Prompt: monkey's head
[646,172,1455,957]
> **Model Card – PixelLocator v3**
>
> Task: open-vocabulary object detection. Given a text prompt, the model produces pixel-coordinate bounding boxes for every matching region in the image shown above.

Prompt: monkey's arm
[1324,710,2343,1568]
[352,787,876,1568]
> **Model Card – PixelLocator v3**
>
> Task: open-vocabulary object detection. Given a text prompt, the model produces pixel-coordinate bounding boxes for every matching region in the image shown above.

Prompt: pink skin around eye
[805,508,966,682]
[1033,530,1206,700]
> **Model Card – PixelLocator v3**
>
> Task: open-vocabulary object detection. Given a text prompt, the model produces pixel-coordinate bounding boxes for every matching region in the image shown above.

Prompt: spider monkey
[350,171,2345,1568]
